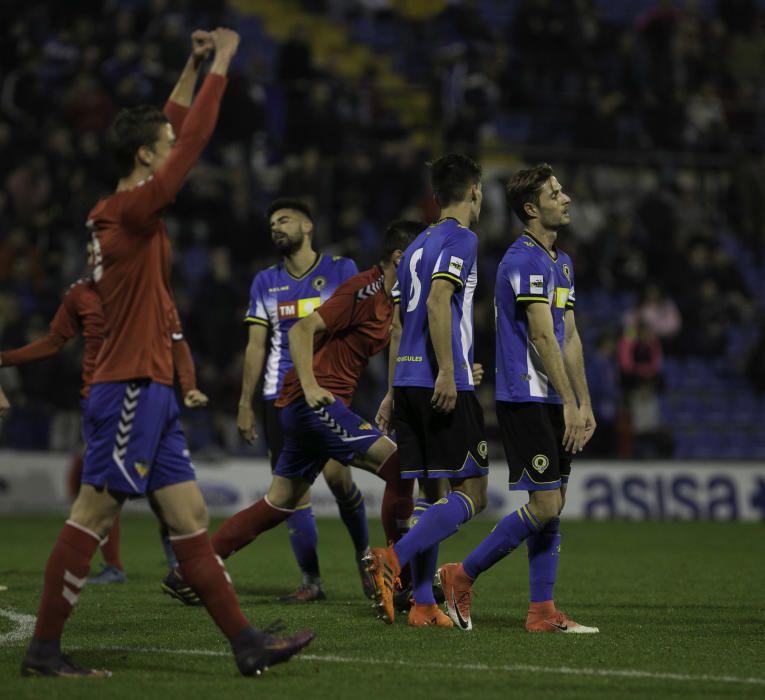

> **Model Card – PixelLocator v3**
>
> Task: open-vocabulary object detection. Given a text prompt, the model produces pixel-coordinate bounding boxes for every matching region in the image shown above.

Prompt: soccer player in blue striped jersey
[367,154,489,626]
[439,164,599,634]
[237,198,371,602]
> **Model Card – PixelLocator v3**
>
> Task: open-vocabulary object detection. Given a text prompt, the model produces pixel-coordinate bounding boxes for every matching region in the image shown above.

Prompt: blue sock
[286,505,320,579]
[527,517,560,602]
[463,505,542,579]
[162,535,178,570]
[393,491,475,568]
[336,482,369,556]
[409,498,437,604]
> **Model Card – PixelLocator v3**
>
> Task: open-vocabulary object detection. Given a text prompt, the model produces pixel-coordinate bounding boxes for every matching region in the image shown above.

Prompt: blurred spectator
[618,321,664,392]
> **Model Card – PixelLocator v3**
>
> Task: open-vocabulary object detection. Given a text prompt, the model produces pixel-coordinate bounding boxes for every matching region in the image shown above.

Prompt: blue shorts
[274,397,384,484]
[82,380,195,496]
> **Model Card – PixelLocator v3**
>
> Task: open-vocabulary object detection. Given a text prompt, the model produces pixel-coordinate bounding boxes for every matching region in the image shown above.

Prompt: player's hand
[211,27,240,56]
[375,392,394,434]
[191,30,214,67]
[471,362,484,386]
[184,389,209,409]
[562,402,586,453]
[581,404,597,446]
[237,403,258,444]
[431,370,457,414]
[304,384,335,409]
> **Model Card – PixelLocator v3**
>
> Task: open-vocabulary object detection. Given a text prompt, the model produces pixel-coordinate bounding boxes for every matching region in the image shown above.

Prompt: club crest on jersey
[312,276,327,291]
[358,421,372,431]
[531,454,550,474]
[562,263,571,281]
[277,297,321,319]
[134,461,149,478]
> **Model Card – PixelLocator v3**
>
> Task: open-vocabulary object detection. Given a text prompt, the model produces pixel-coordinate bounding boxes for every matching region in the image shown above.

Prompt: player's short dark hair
[380,220,423,263]
[106,105,169,178]
[429,153,482,208]
[267,197,313,222]
[506,163,554,224]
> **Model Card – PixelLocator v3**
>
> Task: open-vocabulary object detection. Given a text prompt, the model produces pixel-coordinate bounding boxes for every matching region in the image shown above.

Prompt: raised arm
[163,31,214,133]
[122,28,240,228]
[237,324,268,444]
[0,332,67,367]
[288,312,333,409]
[563,309,596,445]
[526,303,585,452]
[426,279,458,413]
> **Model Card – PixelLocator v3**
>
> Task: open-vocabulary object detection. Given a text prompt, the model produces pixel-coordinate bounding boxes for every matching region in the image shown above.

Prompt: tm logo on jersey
[449,256,464,276]
[530,275,544,294]
[278,297,321,319]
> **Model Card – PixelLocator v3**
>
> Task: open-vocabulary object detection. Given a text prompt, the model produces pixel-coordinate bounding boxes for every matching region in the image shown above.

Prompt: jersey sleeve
[505,252,550,305]
[50,295,82,340]
[339,257,359,280]
[244,272,270,327]
[566,261,576,310]
[163,100,189,136]
[431,230,477,291]
[119,74,228,233]
[391,280,401,306]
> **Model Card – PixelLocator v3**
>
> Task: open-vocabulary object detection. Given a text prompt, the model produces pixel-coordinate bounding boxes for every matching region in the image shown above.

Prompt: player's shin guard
[336,482,369,555]
[170,529,249,640]
[527,517,560,603]
[211,497,293,560]
[286,505,320,580]
[378,450,414,544]
[100,513,123,570]
[393,491,475,568]
[32,521,100,642]
[463,505,542,579]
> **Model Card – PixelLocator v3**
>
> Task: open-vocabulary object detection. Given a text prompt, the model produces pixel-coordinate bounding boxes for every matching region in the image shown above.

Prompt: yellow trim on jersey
[431,271,464,289]
[392,298,401,304]
[286,252,322,281]
[516,295,548,303]
[244,316,270,327]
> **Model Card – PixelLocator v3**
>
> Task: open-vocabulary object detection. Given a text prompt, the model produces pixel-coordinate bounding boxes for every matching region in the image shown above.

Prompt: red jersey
[86,74,227,386]
[276,266,393,408]
[1,278,103,398]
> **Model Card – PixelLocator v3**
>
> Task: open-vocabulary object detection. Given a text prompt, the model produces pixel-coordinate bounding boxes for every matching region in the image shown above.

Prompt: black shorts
[496,400,572,491]
[393,387,489,480]
[262,399,284,470]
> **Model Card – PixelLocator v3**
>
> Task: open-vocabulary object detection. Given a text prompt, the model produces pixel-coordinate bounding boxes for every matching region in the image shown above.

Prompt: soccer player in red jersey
[177,222,421,603]
[0,255,206,584]
[20,29,313,679]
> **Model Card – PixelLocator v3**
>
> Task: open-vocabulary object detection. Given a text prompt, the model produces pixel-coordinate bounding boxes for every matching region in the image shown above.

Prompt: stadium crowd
[1,0,763,458]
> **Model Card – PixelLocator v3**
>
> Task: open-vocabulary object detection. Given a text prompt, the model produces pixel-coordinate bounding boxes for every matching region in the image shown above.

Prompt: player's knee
[529,491,563,523]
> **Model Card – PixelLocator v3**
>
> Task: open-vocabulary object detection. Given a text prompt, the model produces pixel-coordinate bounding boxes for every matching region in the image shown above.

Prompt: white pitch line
[2,611,763,688]
[79,645,765,687]
[0,608,36,645]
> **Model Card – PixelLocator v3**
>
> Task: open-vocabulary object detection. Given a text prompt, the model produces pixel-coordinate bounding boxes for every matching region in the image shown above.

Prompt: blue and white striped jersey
[245,254,357,400]
[393,218,478,390]
[495,233,575,403]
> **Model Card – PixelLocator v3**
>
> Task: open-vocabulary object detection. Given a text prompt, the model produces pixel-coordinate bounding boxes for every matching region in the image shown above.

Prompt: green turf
[0,515,763,699]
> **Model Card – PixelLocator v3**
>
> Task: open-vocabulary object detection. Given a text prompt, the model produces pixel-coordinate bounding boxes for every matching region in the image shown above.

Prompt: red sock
[33,521,100,642]
[378,450,414,543]
[170,530,250,640]
[100,513,123,569]
[210,498,292,560]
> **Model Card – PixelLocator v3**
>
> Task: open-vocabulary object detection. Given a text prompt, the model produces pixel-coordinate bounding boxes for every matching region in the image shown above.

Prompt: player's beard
[273,235,302,257]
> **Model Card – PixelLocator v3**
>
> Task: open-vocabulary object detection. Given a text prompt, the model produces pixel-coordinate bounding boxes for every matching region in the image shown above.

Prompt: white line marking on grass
[86,645,765,687]
[0,608,36,645]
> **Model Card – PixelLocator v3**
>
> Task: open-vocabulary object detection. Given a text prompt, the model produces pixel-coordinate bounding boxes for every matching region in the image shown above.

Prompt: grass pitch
[1,515,763,699]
